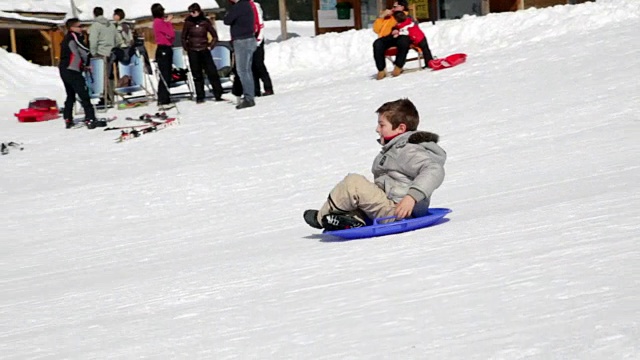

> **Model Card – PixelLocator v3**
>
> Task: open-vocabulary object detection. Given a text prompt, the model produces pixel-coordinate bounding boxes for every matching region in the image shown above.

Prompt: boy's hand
[395,195,416,219]
[392,29,399,37]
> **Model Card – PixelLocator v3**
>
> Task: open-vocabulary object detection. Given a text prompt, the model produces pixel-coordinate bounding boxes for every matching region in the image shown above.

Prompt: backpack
[171,68,188,82]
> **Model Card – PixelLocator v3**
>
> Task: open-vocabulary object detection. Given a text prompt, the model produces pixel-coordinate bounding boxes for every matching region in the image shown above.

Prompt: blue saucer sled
[323,208,452,240]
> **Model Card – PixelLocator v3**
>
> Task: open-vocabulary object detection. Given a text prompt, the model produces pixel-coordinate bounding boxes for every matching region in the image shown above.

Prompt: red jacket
[395,18,425,45]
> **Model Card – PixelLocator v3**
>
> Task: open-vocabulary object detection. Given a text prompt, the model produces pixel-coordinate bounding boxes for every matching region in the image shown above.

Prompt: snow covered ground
[1,0,639,358]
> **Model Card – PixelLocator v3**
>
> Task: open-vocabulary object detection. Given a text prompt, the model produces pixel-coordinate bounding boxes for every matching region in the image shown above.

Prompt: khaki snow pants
[317,173,397,223]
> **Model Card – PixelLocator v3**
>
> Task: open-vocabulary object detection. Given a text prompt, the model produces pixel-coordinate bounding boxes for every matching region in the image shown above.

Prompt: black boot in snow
[303,210,323,229]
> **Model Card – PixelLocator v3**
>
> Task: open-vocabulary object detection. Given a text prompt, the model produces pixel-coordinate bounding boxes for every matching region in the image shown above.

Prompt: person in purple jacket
[151,3,175,107]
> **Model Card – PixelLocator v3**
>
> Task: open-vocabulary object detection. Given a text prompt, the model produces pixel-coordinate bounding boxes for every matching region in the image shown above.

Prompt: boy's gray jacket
[372,131,446,203]
[89,16,118,57]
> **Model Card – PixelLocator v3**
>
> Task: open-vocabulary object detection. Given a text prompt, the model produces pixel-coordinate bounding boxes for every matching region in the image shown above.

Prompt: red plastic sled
[15,98,60,123]
[428,53,467,71]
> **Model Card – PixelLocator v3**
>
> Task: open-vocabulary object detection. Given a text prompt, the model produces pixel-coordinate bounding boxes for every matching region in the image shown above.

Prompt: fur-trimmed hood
[408,131,439,144]
[373,130,446,204]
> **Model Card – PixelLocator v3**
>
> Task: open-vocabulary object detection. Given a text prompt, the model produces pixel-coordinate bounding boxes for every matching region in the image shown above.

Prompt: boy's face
[68,23,82,33]
[376,113,406,145]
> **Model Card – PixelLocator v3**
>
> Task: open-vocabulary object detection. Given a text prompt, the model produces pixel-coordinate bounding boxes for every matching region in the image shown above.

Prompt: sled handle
[373,216,398,225]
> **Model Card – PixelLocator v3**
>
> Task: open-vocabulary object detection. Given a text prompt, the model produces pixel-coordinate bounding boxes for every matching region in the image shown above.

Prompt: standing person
[89,7,118,107]
[151,3,175,108]
[111,8,135,65]
[182,3,224,103]
[372,0,411,79]
[251,0,273,97]
[224,0,256,110]
[392,11,434,67]
[229,0,272,100]
[59,18,105,129]
[303,98,446,230]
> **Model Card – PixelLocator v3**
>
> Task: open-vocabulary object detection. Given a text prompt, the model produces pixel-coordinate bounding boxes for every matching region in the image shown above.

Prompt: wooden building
[0,11,65,66]
[0,3,222,66]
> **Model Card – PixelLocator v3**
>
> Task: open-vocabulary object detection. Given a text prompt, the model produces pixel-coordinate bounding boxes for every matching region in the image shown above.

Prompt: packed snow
[1,0,639,358]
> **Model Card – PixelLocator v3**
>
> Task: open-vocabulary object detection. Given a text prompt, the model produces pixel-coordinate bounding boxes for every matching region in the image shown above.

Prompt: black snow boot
[303,210,323,229]
[65,119,74,129]
[321,214,366,231]
[235,99,255,110]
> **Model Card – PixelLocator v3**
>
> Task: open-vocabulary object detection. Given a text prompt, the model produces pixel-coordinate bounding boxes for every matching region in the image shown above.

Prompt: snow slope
[1,0,639,358]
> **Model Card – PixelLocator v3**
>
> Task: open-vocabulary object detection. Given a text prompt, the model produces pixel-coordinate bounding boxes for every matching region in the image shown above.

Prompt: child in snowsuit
[392,11,434,67]
[304,98,446,231]
[59,18,103,129]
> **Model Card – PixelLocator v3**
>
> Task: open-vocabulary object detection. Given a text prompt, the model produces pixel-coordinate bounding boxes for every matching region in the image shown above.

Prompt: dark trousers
[373,35,411,71]
[415,38,434,64]
[155,45,173,105]
[188,49,223,100]
[59,68,95,121]
[252,42,273,95]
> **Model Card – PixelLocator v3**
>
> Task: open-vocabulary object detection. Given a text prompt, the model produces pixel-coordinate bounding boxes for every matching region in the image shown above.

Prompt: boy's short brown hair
[376,98,419,131]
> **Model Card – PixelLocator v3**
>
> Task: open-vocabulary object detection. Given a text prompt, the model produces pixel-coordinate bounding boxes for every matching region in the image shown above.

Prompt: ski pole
[156,63,181,114]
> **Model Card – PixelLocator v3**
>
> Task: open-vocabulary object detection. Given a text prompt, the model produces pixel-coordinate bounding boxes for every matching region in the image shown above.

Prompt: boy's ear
[398,123,407,132]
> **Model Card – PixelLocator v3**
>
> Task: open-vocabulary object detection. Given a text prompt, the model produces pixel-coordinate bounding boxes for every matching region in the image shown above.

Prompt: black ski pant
[373,35,411,71]
[59,68,95,121]
[252,42,273,95]
[415,38,434,64]
[155,45,173,105]
[188,49,223,101]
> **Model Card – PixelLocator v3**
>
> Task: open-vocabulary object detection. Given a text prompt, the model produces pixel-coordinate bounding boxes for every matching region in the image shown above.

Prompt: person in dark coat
[182,3,224,103]
[58,18,104,129]
[224,0,256,110]
[231,0,273,98]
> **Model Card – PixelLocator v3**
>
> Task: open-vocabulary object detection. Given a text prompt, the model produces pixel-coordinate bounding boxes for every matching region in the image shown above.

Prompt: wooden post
[49,31,55,65]
[279,0,288,40]
[481,0,490,15]
[9,28,17,53]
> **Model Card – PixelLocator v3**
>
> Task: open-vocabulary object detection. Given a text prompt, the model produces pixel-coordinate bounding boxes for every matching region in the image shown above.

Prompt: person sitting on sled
[304,98,446,231]
[392,11,434,68]
[372,0,410,80]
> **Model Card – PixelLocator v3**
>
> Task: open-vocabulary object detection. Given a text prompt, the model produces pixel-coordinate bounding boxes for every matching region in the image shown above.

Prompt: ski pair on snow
[69,116,117,129]
[124,112,168,122]
[1,142,24,155]
[114,117,179,143]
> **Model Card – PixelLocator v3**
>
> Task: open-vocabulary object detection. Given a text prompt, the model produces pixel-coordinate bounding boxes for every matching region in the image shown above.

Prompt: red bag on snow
[14,98,60,123]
